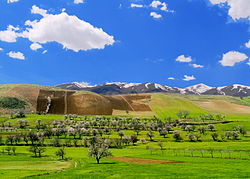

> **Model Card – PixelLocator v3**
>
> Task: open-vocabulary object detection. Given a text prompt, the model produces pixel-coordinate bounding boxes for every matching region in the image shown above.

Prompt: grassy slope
[148,93,250,119]
[149,93,208,119]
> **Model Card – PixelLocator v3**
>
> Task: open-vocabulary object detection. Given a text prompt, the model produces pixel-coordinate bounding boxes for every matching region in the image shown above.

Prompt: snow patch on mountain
[185,84,213,94]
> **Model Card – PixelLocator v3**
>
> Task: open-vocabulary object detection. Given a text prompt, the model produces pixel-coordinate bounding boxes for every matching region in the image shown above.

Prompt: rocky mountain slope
[56,82,250,97]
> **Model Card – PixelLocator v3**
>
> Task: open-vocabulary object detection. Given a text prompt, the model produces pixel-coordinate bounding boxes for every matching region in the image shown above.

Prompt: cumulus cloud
[150,12,162,19]
[247,61,250,66]
[191,63,204,68]
[31,5,48,17]
[0,6,115,52]
[74,0,84,4]
[30,43,43,51]
[219,51,248,66]
[245,40,250,48]
[176,55,192,63]
[0,25,20,43]
[131,3,144,8]
[150,0,167,11]
[7,0,19,3]
[22,8,115,52]
[168,77,175,80]
[183,75,196,81]
[209,0,250,20]
[7,51,25,60]
[0,48,3,51]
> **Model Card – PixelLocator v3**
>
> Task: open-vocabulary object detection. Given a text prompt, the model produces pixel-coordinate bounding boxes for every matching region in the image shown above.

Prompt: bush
[0,97,26,109]
[11,111,26,119]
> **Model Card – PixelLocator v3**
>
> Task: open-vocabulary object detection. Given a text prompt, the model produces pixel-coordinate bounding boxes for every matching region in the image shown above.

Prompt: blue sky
[0,0,249,87]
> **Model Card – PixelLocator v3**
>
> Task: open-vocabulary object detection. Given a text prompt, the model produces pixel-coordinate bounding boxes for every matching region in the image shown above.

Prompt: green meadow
[0,93,250,178]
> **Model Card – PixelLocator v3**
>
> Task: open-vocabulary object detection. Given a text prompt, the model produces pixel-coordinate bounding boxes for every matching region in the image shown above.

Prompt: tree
[88,138,112,164]
[207,124,215,131]
[5,147,11,155]
[130,135,138,145]
[185,125,194,132]
[187,133,196,142]
[198,126,206,135]
[211,133,218,141]
[28,145,46,157]
[232,131,239,140]
[55,148,66,160]
[12,147,16,155]
[147,131,154,141]
[159,128,168,138]
[173,131,182,142]
[140,138,146,144]
[176,110,190,119]
[27,131,39,145]
[118,131,125,139]
[18,120,28,128]
[158,142,165,150]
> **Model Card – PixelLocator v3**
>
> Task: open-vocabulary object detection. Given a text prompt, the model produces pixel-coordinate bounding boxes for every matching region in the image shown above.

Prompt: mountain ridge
[56,82,250,97]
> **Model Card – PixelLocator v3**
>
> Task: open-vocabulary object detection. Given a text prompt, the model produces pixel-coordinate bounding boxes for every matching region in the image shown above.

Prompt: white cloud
[150,12,162,19]
[219,51,248,66]
[74,0,84,4]
[176,55,192,63]
[20,6,115,52]
[0,25,20,43]
[209,0,250,20]
[191,63,204,68]
[30,43,43,51]
[7,0,19,3]
[131,3,144,8]
[183,75,196,81]
[168,77,175,80]
[245,39,250,48]
[8,25,19,31]
[7,51,25,60]
[42,50,48,54]
[31,5,48,17]
[150,1,167,11]
[0,48,3,51]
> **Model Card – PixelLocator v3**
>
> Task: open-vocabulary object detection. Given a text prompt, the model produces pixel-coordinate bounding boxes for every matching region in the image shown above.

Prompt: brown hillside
[0,86,152,115]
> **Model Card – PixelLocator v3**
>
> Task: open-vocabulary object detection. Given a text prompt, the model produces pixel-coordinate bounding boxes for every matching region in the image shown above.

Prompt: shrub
[0,97,26,109]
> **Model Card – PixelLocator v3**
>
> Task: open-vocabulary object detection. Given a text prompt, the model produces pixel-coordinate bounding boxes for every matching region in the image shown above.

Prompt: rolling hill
[0,84,250,119]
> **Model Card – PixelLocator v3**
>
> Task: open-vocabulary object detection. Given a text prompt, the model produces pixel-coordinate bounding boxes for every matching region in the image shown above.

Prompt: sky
[0,0,249,88]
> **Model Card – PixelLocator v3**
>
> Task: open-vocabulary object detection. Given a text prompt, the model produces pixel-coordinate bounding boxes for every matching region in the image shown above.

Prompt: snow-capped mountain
[56,82,250,97]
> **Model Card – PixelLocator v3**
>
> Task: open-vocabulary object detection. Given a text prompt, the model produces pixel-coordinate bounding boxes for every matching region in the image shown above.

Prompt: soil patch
[193,100,250,114]
[108,157,184,164]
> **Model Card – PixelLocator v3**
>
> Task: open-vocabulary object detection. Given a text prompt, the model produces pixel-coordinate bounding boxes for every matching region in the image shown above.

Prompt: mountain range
[56,82,250,97]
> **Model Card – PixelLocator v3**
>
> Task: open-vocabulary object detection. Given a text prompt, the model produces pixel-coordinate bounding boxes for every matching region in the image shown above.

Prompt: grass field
[0,146,249,179]
[0,92,250,178]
